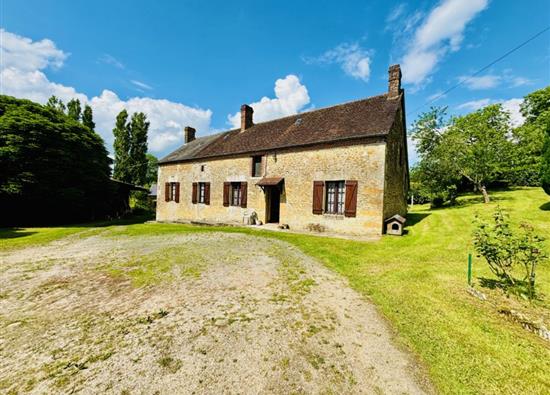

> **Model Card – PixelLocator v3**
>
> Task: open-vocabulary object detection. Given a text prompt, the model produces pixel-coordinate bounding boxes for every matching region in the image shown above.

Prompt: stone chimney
[240,104,254,132]
[184,126,196,144]
[388,64,402,99]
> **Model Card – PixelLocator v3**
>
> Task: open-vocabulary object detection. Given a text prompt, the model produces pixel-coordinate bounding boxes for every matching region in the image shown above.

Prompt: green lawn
[1,188,549,394]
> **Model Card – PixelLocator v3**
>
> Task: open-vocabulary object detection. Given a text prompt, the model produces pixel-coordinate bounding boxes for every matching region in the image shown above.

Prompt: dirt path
[0,231,432,394]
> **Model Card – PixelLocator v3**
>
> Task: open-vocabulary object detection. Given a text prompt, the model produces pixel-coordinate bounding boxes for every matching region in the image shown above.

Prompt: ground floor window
[325,181,345,214]
[165,182,180,203]
[231,182,241,206]
[198,182,206,203]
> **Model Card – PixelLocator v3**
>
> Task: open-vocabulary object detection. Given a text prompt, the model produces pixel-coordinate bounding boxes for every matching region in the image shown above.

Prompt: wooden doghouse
[384,214,406,236]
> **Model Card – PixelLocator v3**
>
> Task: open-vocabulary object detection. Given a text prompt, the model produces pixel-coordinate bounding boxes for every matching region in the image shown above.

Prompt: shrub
[473,207,546,299]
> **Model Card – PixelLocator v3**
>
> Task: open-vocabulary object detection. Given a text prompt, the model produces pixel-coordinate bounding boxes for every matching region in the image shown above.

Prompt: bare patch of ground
[0,232,432,394]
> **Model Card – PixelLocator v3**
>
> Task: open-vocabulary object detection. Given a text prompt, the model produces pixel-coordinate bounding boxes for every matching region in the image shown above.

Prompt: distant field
[1,187,549,394]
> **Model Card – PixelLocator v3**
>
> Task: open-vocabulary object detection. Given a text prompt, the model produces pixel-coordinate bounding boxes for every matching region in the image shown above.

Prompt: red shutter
[164,182,170,202]
[240,182,247,208]
[192,182,198,204]
[204,183,210,205]
[345,180,358,217]
[312,181,324,215]
[223,182,230,207]
[174,182,180,203]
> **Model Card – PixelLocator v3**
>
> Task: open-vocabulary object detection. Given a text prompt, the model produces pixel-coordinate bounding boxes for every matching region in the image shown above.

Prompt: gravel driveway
[0,231,432,394]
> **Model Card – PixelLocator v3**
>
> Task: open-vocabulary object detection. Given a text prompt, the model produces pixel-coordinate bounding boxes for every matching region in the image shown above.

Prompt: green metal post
[467,253,472,285]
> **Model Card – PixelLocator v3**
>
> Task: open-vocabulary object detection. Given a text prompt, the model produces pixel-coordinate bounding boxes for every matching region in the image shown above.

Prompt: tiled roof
[159,93,401,164]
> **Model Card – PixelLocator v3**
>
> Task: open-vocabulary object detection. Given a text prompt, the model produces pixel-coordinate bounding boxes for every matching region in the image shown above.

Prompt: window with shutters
[231,182,241,206]
[325,181,345,214]
[167,182,178,201]
[251,155,262,177]
[198,182,206,203]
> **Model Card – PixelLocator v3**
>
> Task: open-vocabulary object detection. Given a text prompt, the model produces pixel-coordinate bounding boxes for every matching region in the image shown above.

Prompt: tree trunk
[480,185,490,203]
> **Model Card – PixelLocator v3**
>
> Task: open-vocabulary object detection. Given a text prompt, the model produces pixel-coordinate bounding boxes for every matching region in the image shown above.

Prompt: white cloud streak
[227,74,310,128]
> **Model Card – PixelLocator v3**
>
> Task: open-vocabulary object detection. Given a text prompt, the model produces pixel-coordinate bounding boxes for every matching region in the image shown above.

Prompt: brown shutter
[250,157,254,177]
[312,181,324,215]
[240,182,247,208]
[192,182,198,204]
[204,182,210,205]
[223,182,230,207]
[175,182,180,203]
[344,180,358,217]
[165,182,170,202]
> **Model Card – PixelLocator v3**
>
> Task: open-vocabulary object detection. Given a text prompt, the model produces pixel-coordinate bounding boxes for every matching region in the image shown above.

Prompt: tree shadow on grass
[0,228,37,240]
[406,213,431,227]
[540,201,550,211]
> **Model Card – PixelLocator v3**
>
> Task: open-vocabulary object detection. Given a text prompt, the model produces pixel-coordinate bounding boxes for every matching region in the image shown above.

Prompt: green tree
[145,153,158,187]
[128,112,150,186]
[82,104,95,131]
[45,95,66,113]
[443,104,513,203]
[410,107,459,206]
[67,99,82,121]
[506,87,550,187]
[543,129,550,195]
[112,109,131,183]
[0,95,113,225]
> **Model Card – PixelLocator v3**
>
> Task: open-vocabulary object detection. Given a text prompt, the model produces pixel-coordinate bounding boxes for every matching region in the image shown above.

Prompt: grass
[1,187,549,394]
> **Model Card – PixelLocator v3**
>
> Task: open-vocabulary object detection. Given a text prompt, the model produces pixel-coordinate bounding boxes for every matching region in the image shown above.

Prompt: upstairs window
[325,181,345,214]
[251,155,262,177]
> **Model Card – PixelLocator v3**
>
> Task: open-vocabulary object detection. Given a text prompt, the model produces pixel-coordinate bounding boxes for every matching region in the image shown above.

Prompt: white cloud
[304,43,373,82]
[130,80,153,90]
[458,74,501,90]
[227,74,310,128]
[457,98,491,111]
[456,97,525,127]
[0,29,212,155]
[510,76,533,87]
[501,98,524,127]
[0,28,67,72]
[400,0,488,86]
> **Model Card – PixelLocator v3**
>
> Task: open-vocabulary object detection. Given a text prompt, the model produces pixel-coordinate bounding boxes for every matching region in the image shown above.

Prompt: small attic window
[200,165,205,172]
[294,118,302,126]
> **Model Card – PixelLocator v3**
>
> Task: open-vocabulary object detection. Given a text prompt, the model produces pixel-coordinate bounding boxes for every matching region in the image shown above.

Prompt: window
[165,182,180,203]
[251,155,262,177]
[325,181,345,214]
[198,182,206,203]
[200,164,205,172]
[231,182,241,206]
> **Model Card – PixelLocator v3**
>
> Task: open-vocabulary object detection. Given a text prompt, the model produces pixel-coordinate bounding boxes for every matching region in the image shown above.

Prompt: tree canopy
[0,95,114,225]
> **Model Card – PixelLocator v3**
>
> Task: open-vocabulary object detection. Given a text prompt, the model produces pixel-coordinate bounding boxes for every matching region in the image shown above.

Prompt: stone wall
[382,104,408,223]
[157,140,388,236]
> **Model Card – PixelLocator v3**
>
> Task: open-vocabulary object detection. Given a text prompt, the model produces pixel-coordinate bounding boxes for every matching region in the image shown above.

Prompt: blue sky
[1,0,549,162]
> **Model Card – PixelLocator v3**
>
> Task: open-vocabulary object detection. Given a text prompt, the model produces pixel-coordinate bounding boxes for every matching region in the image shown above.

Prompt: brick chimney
[184,126,196,144]
[388,64,402,99]
[240,104,253,132]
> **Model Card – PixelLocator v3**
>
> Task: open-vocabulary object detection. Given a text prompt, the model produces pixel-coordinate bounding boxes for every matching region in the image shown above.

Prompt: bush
[473,207,547,299]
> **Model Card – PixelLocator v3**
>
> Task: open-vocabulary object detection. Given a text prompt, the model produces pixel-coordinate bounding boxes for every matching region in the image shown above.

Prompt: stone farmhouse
[156,64,408,236]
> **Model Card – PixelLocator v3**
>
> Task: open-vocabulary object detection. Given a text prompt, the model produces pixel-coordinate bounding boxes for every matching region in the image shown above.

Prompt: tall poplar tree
[112,109,131,183]
[82,104,95,131]
[45,95,66,113]
[128,112,150,185]
[67,99,82,121]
